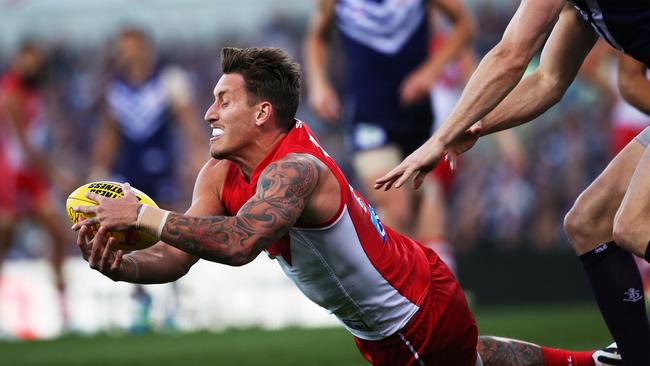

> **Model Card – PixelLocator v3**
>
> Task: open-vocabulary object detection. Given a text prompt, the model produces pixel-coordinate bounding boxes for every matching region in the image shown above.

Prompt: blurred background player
[0,42,69,329]
[304,0,474,268]
[89,27,205,209]
[88,27,206,331]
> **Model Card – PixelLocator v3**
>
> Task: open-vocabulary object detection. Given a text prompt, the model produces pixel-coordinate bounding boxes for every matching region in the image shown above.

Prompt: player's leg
[564,133,650,365]
[0,165,18,274]
[353,145,412,234]
[563,139,642,254]
[28,175,70,328]
[0,212,16,272]
[34,203,67,292]
[414,173,456,273]
[477,336,620,366]
[612,141,650,258]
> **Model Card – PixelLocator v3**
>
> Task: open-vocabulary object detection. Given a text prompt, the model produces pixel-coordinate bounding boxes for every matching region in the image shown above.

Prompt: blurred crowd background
[0,0,644,339]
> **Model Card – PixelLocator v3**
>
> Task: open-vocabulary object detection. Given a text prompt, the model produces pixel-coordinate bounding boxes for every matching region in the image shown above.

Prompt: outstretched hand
[374,122,483,191]
[71,182,140,232]
[447,121,483,158]
[374,139,446,191]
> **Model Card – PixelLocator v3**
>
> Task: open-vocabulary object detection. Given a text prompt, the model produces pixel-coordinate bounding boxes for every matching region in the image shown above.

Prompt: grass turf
[0,302,611,366]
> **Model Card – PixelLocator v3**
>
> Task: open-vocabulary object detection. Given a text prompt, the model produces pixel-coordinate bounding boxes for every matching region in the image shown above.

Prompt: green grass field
[0,303,611,366]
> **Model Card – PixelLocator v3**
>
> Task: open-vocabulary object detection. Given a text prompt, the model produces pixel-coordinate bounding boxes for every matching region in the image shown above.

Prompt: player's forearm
[434,44,530,148]
[118,245,195,284]
[89,116,119,179]
[152,212,265,267]
[422,16,474,82]
[479,69,567,136]
[304,33,331,91]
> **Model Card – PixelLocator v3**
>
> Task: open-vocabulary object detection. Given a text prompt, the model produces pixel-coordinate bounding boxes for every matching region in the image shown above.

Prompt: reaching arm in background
[618,53,650,115]
[162,66,208,179]
[88,108,120,181]
[304,0,340,123]
[399,0,475,105]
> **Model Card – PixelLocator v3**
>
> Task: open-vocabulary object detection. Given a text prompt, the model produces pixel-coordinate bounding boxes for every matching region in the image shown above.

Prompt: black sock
[581,242,650,366]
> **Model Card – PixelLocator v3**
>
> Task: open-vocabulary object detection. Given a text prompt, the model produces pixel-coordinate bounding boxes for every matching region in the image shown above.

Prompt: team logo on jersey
[368,204,386,242]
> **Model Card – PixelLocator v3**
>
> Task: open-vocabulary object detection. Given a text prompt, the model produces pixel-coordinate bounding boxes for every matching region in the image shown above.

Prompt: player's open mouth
[211,128,224,141]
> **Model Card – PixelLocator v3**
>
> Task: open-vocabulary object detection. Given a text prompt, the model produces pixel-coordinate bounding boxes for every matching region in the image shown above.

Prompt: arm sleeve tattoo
[159,154,322,265]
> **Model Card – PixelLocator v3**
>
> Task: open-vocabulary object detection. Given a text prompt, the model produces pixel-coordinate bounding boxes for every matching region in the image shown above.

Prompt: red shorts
[0,165,50,216]
[354,250,478,366]
[429,157,456,194]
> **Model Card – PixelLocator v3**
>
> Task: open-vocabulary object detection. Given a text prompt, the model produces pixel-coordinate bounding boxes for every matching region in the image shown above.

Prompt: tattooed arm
[75,154,330,274]
[477,336,544,366]
[75,159,227,284]
[160,153,324,266]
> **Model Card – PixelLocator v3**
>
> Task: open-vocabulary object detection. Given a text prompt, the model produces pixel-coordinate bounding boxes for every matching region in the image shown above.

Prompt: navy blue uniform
[335,0,434,154]
[105,66,180,204]
[570,0,650,66]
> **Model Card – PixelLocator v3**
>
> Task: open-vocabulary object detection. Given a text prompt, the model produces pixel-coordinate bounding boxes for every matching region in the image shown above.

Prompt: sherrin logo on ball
[66,181,159,251]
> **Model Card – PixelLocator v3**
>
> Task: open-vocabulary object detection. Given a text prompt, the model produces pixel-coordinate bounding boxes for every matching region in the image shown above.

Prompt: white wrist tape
[136,204,171,239]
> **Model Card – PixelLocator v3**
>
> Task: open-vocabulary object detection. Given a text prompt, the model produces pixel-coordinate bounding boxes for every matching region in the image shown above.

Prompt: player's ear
[255,101,272,126]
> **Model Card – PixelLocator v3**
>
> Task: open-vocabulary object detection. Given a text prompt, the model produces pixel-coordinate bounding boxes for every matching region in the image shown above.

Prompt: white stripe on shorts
[398,332,426,366]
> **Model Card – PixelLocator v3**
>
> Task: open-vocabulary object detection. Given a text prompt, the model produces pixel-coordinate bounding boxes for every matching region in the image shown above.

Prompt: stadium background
[0,0,633,364]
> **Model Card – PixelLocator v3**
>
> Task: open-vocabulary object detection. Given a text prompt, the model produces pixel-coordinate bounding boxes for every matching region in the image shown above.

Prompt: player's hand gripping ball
[66,181,159,251]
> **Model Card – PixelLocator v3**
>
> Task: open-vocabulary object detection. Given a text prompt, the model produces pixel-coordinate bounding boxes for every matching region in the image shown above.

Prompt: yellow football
[66,181,159,251]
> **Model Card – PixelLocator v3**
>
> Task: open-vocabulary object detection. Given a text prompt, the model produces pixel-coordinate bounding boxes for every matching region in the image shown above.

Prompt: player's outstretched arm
[75,159,225,284]
[76,154,325,267]
[478,4,598,136]
[375,0,565,190]
[617,53,650,115]
[158,153,323,266]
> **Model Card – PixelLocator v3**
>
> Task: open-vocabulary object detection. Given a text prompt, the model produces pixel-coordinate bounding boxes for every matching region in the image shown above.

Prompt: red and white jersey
[0,71,48,169]
[221,121,456,340]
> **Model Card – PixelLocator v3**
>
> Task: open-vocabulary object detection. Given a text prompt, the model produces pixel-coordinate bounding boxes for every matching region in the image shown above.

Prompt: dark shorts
[348,122,432,156]
[344,96,434,155]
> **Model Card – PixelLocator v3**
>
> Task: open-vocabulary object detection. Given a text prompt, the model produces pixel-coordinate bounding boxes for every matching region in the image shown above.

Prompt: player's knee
[563,205,591,251]
[376,191,410,229]
[612,214,645,256]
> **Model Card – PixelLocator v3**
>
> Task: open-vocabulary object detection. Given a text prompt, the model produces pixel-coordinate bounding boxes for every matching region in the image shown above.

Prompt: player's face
[115,35,152,72]
[205,73,260,160]
[14,48,45,88]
